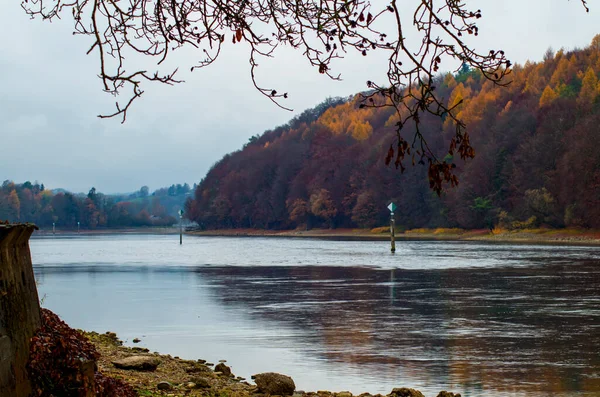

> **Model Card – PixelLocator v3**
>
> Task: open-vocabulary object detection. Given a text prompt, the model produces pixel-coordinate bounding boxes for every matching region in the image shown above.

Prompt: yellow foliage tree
[523,64,547,95]
[578,67,600,108]
[348,120,373,141]
[317,99,374,140]
[8,189,21,220]
[443,73,457,90]
[550,56,577,86]
[539,85,559,108]
[591,34,600,52]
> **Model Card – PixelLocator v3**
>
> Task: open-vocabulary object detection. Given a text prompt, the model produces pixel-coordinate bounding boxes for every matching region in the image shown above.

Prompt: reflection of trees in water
[195,262,600,395]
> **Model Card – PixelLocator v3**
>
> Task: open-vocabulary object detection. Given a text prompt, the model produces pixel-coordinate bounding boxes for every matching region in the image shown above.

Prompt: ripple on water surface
[30,234,600,397]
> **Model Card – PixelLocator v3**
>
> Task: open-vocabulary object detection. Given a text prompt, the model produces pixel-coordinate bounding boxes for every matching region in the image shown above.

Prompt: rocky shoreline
[84,331,460,397]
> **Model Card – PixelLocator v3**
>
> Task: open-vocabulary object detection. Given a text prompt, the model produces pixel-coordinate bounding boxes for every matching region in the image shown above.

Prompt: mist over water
[31,234,600,397]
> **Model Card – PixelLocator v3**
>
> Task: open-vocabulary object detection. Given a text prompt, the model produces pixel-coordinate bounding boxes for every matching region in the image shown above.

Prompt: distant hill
[186,35,600,230]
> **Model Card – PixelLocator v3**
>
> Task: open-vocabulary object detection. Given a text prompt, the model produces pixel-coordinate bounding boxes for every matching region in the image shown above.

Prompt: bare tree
[21,0,589,193]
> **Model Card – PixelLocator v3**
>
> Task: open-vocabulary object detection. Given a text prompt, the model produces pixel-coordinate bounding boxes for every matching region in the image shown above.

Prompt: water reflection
[193,264,600,396]
[30,235,600,396]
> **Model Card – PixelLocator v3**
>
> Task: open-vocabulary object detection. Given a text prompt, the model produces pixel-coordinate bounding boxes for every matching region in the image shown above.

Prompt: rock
[336,392,352,397]
[157,381,172,390]
[219,359,227,363]
[132,338,141,343]
[253,372,296,396]
[198,359,207,364]
[112,356,161,371]
[389,388,424,397]
[186,363,211,373]
[436,392,461,397]
[191,377,212,388]
[185,382,197,389]
[215,363,232,377]
[131,347,150,353]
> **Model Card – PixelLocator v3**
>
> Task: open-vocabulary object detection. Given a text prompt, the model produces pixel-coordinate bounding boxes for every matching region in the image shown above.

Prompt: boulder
[436,393,461,397]
[112,356,161,371]
[185,364,211,374]
[253,372,296,396]
[131,347,150,353]
[389,388,424,397]
[336,392,352,397]
[215,363,232,377]
[157,381,172,390]
[191,377,212,388]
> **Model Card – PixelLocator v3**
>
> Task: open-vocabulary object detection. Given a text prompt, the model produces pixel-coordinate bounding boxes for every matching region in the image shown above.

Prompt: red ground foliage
[27,308,136,397]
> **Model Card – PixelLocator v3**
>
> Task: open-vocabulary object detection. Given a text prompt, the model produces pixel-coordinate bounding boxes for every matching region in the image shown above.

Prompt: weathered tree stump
[0,224,41,397]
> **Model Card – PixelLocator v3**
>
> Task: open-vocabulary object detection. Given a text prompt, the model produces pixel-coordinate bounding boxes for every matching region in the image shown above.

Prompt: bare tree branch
[21,0,590,193]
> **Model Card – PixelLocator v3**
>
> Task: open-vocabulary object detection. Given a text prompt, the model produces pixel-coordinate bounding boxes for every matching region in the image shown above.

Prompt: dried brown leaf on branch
[21,0,590,193]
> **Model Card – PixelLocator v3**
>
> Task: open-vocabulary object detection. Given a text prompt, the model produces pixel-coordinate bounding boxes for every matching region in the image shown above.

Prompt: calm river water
[30,234,600,397]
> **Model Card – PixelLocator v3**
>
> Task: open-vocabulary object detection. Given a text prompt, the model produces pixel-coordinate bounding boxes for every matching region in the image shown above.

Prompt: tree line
[186,35,600,231]
[0,181,193,229]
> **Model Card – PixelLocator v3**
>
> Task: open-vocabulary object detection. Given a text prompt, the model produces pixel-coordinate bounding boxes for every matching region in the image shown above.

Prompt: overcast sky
[1,0,598,194]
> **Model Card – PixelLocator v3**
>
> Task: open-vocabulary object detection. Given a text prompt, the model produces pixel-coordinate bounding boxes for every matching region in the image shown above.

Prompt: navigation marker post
[179,209,184,245]
[388,202,397,253]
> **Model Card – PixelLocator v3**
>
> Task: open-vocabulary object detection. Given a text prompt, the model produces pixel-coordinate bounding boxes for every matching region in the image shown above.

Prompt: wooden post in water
[387,202,397,253]
[179,209,183,245]
[390,212,396,253]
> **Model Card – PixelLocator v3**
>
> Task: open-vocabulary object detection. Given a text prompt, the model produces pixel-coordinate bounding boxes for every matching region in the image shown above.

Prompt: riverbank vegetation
[189,227,600,245]
[0,182,192,229]
[186,37,600,232]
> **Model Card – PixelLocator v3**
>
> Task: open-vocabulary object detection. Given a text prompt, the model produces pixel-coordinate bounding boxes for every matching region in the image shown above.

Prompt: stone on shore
[336,392,352,397]
[112,355,161,371]
[389,388,424,397]
[191,377,212,388]
[253,372,296,395]
[436,392,461,397]
[215,362,232,377]
[157,381,172,390]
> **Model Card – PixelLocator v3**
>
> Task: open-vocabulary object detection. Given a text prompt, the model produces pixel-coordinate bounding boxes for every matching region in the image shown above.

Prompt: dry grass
[404,228,430,234]
[370,226,389,234]
[490,226,508,235]
[432,228,464,235]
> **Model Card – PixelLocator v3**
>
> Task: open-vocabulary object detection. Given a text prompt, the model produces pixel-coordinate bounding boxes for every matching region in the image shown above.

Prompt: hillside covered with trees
[186,36,600,231]
[0,182,193,229]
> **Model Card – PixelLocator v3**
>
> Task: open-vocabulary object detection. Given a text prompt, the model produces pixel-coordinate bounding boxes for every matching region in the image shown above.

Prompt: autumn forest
[185,35,600,231]
[0,182,192,229]
[3,37,600,232]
